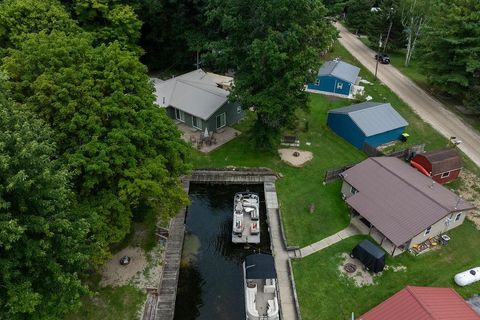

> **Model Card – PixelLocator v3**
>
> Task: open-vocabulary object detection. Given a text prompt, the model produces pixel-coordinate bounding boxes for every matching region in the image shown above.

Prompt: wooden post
[368,225,373,235]
[380,236,386,245]
[392,245,397,256]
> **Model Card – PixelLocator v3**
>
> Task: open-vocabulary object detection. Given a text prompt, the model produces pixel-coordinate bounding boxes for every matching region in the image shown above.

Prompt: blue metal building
[327,102,408,149]
[307,60,360,97]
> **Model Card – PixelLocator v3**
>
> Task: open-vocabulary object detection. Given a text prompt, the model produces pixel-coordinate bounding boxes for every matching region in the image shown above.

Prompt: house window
[192,116,202,130]
[315,79,320,86]
[455,212,462,222]
[350,186,358,195]
[216,112,226,129]
[175,109,185,122]
[424,226,432,236]
[336,82,343,90]
[441,171,450,178]
[237,105,242,114]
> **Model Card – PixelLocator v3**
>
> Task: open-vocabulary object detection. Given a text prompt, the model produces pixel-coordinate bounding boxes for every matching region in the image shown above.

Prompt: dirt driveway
[335,22,480,168]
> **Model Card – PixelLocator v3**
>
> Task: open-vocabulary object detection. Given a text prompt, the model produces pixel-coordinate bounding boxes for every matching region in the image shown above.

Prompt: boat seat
[267,297,279,316]
[264,284,275,294]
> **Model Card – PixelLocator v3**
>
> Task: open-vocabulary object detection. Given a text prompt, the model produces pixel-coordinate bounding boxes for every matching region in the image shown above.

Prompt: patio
[176,122,241,153]
[350,215,406,257]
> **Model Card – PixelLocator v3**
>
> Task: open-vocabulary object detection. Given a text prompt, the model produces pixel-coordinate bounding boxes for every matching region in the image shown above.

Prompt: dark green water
[174,184,271,320]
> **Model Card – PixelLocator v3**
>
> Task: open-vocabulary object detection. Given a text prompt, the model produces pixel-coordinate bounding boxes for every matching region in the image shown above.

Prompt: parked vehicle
[375,53,391,64]
[350,240,386,273]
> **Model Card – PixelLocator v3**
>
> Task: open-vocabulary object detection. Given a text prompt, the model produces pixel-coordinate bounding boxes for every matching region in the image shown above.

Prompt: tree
[0,78,93,319]
[344,0,376,35]
[365,0,404,52]
[2,31,190,254]
[66,0,142,52]
[418,0,480,111]
[205,0,336,148]
[400,0,432,66]
[0,0,78,50]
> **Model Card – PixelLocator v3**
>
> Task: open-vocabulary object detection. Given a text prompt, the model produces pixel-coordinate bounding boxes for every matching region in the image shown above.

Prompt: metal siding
[308,75,337,93]
[327,112,366,149]
[206,102,244,132]
[364,127,406,147]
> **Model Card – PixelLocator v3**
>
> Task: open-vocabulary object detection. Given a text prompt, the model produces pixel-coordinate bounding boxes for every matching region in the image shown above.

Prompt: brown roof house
[411,149,462,184]
[340,157,475,256]
[359,286,480,320]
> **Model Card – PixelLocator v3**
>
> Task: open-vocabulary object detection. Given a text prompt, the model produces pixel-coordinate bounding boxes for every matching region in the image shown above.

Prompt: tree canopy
[2,30,190,255]
[0,0,78,50]
[205,0,336,148]
[0,81,92,319]
[418,0,480,111]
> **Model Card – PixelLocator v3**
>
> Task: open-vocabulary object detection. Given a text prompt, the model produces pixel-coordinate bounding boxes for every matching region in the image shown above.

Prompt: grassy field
[66,285,145,320]
[192,40,478,248]
[293,221,480,320]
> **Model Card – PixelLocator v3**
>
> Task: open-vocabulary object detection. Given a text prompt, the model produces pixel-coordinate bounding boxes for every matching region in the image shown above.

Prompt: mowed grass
[191,40,480,247]
[293,220,480,320]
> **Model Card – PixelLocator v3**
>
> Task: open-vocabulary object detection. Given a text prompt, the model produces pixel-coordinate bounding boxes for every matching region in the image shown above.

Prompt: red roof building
[411,149,462,184]
[359,286,480,320]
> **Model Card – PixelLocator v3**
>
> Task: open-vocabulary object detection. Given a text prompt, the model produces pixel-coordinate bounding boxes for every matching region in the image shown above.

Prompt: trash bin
[440,234,450,245]
[400,132,410,142]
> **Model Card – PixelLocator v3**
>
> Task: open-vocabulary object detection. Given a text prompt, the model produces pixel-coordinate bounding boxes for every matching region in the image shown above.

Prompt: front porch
[176,122,241,153]
[350,215,406,257]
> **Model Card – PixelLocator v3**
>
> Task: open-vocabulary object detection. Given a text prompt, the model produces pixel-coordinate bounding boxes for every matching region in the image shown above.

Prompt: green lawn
[192,40,480,248]
[292,220,480,320]
[66,285,145,320]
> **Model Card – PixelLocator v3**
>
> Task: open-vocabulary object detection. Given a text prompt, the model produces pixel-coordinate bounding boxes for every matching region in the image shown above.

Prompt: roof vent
[162,96,165,104]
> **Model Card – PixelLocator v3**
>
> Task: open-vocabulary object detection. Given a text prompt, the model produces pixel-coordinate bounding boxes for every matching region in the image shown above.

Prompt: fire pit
[344,263,357,273]
[293,151,300,157]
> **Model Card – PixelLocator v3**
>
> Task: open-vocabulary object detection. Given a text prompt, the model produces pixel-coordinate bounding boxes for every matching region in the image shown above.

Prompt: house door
[216,113,226,129]
[175,109,185,122]
[192,116,202,130]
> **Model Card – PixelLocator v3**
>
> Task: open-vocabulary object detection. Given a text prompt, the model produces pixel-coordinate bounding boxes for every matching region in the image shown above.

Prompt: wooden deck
[142,180,189,320]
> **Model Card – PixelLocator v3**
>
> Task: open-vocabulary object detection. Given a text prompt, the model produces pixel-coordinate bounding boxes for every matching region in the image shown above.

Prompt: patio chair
[189,135,197,144]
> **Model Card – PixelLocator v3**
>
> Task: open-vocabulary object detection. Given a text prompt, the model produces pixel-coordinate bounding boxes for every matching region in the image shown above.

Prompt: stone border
[149,169,303,320]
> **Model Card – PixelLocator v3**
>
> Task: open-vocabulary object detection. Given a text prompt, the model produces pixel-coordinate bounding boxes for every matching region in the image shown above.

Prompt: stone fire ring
[278,148,313,167]
[344,263,357,273]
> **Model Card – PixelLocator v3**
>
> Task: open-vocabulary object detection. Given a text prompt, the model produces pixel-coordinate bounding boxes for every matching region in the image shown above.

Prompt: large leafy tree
[418,0,480,111]
[0,80,92,319]
[63,0,142,52]
[0,0,78,50]
[344,0,376,34]
[205,0,336,148]
[2,31,190,253]
[365,0,404,52]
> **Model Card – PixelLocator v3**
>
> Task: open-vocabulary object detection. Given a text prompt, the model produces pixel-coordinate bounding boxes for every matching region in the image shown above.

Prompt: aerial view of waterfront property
[2,1,480,320]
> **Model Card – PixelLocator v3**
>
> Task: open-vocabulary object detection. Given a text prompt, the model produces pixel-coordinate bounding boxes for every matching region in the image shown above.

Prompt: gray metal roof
[329,102,408,136]
[151,69,230,120]
[342,157,475,246]
[318,60,360,84]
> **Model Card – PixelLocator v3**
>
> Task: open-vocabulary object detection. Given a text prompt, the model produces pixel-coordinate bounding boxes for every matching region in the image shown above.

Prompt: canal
[174,184,271,320]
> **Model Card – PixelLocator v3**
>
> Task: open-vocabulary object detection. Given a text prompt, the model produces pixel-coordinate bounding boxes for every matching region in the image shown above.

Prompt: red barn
[410,149,462,184]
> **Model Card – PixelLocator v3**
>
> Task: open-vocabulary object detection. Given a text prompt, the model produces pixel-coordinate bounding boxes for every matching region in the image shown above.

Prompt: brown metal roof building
[359,286,480,320]
[411,149,462,184]
[340,157,474,255]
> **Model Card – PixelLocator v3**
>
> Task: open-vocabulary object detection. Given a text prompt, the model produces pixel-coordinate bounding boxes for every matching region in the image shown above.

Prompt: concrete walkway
[298,224,362,258]
[264,180,299,320]
[335,22,480,168]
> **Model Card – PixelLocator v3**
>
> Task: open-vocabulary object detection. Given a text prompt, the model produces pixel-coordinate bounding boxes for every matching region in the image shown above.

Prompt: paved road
[335,22,480,167]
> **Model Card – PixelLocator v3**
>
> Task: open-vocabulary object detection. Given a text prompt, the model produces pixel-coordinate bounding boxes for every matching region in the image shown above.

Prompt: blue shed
[307,60,360,97]
[327,102,408,149]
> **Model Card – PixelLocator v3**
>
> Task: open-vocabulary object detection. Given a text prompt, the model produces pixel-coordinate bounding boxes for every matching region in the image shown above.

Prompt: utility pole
[383,20,393,53]
[374,34,382,80]
[383,7,395,53]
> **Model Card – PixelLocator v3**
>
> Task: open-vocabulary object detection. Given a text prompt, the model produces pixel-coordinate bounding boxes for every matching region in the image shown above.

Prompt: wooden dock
[142,169,301,320]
